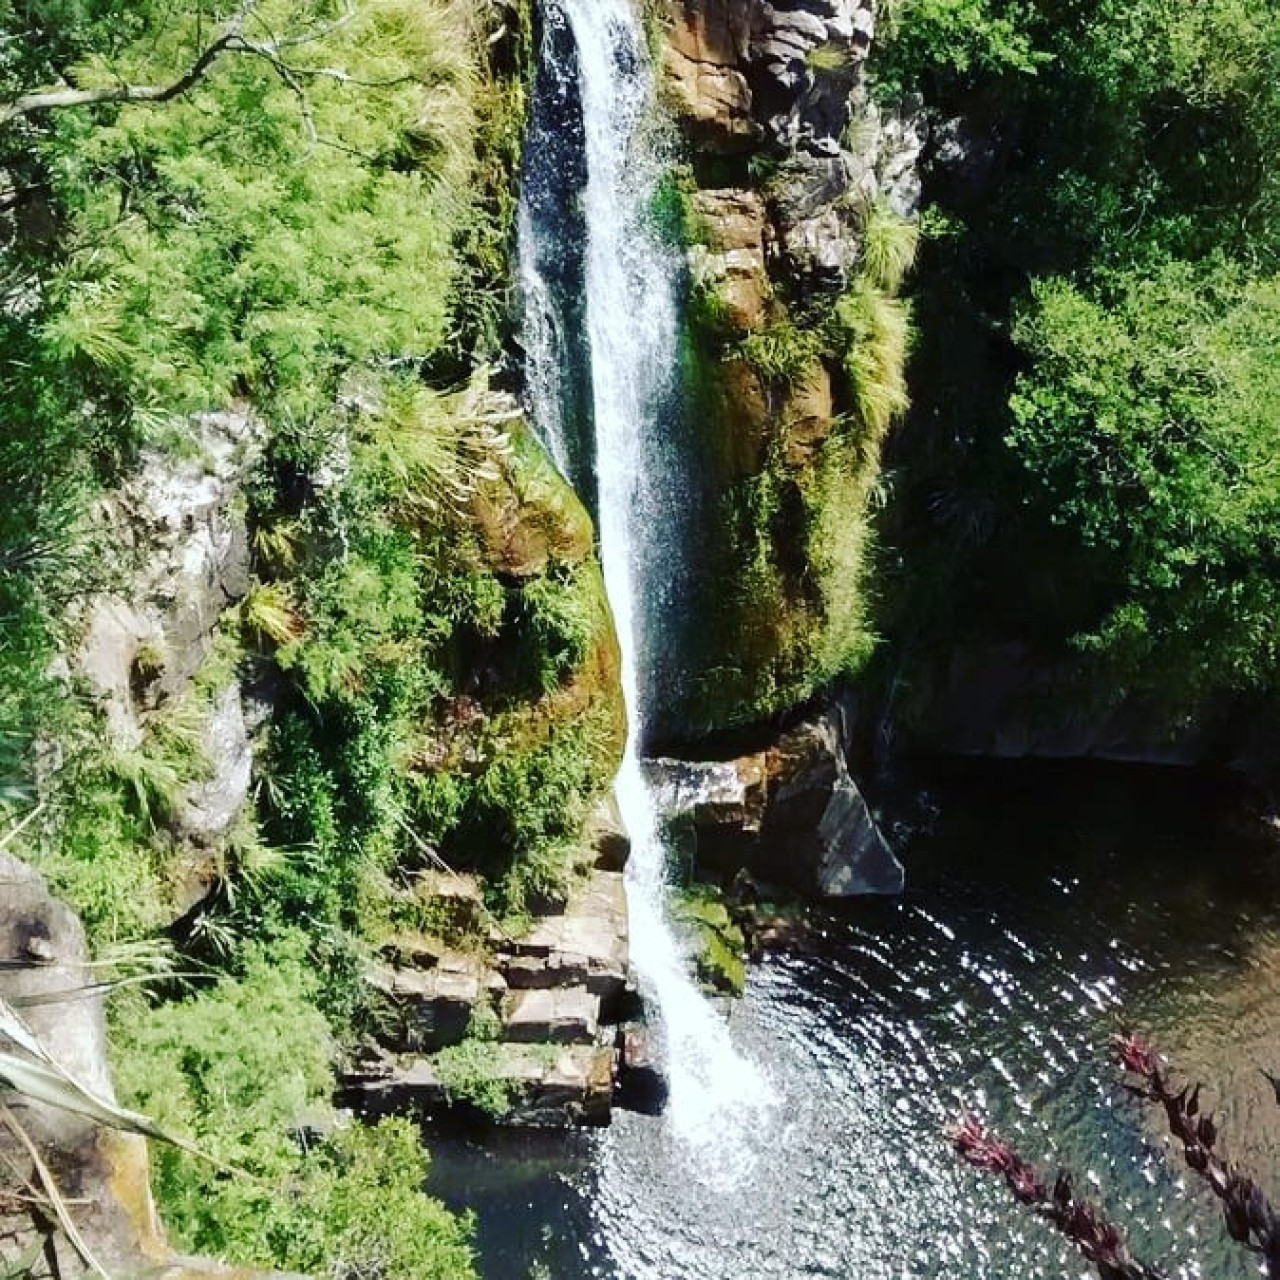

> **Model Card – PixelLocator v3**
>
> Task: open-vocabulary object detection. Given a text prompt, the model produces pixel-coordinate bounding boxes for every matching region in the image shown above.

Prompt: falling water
[518,0,774,1164]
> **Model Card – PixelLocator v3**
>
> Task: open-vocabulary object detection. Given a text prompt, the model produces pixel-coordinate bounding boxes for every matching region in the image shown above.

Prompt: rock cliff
[650,0,925,745]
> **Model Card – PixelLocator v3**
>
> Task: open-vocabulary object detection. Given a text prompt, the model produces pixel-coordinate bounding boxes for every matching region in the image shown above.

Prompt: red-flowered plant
[948,1112,1165,1280]
[951,1032,1280,1277]
[1115,1032,1280,1272]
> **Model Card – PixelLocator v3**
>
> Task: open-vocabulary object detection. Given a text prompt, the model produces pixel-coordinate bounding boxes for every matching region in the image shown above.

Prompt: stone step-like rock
[502,986,600,1045]
[364,952,503,1052]
[503,870,629,1009]
[345,1044,617,1128]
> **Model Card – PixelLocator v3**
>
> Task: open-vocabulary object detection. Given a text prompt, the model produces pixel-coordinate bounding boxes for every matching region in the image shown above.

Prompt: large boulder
[651,700,904,897]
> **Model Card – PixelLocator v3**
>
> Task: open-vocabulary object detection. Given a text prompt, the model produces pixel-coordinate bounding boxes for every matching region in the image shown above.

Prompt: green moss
[672,885,747,995]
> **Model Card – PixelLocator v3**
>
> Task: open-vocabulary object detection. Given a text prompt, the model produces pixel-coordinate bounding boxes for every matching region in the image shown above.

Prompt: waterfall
[519,0,774,1162]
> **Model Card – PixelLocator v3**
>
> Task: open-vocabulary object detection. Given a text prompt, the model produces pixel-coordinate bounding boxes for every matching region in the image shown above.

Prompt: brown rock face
[664,0,762,152]
[780,360,836,465]
[689,188,772,331]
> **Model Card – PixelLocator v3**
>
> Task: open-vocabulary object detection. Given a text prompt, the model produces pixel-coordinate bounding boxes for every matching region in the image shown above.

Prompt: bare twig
[0,804,43,854]
[0,1103,109,1277]
[0,0,385,131]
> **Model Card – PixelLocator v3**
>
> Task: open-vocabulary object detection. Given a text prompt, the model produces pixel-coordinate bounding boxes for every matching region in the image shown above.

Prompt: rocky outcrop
[651,700,904,897]
[350,1043,618,1128]
[65,407,263,913]
[75,408,262,753]
[346,868,643,1127]
[663,2,759,152]
[663,0,874,158]
[645,0,927,745]
[0,855,296,1279]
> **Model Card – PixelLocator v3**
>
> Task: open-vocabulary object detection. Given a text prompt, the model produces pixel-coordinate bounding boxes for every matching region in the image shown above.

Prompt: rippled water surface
[428,762,1280,1279]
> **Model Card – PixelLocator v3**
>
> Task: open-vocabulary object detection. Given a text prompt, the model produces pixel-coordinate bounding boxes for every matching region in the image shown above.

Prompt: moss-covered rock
[671,883,747,995]
[471,416,595,577]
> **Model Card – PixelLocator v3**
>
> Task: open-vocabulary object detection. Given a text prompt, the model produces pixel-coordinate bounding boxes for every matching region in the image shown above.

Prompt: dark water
[428,761,1280,1279]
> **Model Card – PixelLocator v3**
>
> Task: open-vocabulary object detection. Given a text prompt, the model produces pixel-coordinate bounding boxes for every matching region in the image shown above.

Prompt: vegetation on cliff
[0,0,616,1273]
[874,0,1280,753]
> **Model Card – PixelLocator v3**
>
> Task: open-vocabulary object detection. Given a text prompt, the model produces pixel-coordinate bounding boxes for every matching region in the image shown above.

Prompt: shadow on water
[426,759,1280,1279]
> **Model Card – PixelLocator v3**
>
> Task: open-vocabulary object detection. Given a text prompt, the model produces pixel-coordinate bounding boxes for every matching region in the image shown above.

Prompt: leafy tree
[871,0,1280,745]
[1007,260,1280,710]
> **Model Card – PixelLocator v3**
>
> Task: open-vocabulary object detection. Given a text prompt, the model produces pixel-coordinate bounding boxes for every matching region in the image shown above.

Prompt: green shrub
[858,200,921,294]
[739,320,823,387]
[833,281,912,444]
[113,940,476,1277]
[514,565,601,696]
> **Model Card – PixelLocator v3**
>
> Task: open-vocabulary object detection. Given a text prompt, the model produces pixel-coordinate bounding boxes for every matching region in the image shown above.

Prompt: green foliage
[738,319,822,387]
[355,378,510,522]
[876,0,1047,93]
[833,281,912,446]
[649,168,697,249]
[858,200,920,294]
[514,565,601,696]
[37,0,480,427]
[1007,261,1280,706]
[871,0,1280,746]
[449,705,615,916]
[671,885,746,995]
[40,776,169,943]
[432,1033,519,1118]
[113,941,476,1277]
[278,1117,476,1280]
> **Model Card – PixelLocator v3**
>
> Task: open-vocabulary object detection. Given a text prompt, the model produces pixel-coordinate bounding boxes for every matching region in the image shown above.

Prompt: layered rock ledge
[344,867,645,1128]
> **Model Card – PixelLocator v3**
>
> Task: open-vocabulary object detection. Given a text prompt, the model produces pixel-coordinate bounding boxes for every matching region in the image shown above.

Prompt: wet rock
[471,406,594,577]
[764,705,904,896]
[504,870,630,1011]
[649,755,768,839]
[780,359,836,464]
[651,699,904,898]
[615,1022,668,1115]
[353,870,635,1128]
[586,795,631,871]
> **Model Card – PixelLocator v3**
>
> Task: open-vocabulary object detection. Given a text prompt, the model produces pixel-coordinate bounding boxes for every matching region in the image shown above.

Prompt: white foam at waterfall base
[522,0,775,1172]
[616,749,775,1176]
